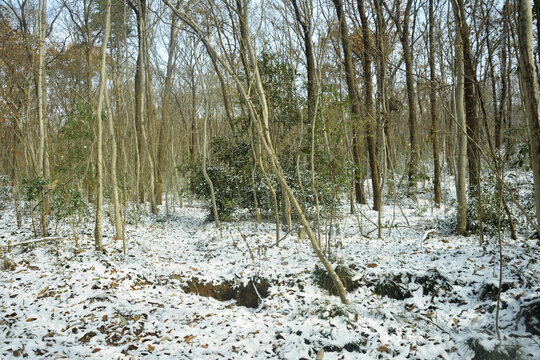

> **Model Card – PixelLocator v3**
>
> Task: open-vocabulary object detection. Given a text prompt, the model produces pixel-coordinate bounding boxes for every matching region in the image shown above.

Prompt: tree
[37,0,49,236]
[332,0,381,210]
[452,0,479,197]
[386,0,419,194]
[517,0,540,230]
[454,11,467,235]
[357,0,381,212]
[428,0,441,206]
[94,0,111,251]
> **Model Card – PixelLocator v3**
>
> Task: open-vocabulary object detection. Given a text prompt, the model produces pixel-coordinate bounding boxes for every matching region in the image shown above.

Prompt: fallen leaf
[92,348,101,353]
[453,318,458,325]
[26,318,37,322]
[147,344,155,351]
[367,263,378,268]
[133,314,142,322]
[515,290,527,300]
[201,344,209,349]
[426,311,435,318]
[38,286,49,297]
[184,335,197,343]
[377,345,391,353]
[190,267,198,271]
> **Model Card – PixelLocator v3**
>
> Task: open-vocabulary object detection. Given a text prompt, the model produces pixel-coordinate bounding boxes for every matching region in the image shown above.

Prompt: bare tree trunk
[496,2,509,152]
[517,0,540,229]
[202,101,220,229]
[454,19,467,235]
[429,0,441,206]
[357,0,381,211]
[400,0,419,194]
[331,0,366,206]
[452,0,480,197]
[142,5,157,215]
[105,85,123,245]
[129,0,146,203]
[94,0,111,251]
[37,0,48,237]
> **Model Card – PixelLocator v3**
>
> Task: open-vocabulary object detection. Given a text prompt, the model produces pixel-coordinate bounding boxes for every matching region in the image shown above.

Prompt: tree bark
[452,0,480,197]
[94,0,111,251]
[37,0,48,237]
[331,0,366,206]
[517,0,540,229]
[454,10,467,235]
[357,0,381,211]
[429,0,441,206]
[129,0,146,203]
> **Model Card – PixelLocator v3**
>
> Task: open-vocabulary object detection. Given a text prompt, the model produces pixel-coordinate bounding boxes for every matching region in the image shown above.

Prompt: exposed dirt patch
[314,264,360,296]
[517,298,540,335]
[171,275,269,308]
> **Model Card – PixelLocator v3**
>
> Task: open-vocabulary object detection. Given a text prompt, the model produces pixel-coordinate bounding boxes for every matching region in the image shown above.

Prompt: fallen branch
[2,237,65,252]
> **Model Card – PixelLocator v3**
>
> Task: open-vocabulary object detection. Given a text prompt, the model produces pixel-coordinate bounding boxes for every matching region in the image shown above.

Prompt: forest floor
[0,189,539,359]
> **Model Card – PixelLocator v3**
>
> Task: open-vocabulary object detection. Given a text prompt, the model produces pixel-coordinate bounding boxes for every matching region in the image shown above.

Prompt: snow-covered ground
[1,195,539,359]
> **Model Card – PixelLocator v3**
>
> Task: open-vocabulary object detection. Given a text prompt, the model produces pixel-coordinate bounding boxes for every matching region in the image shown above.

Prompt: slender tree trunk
[455,21,467,235]
[202,101,220,229]
[94,0,111,251]
[357,0,381,211]
[131,0,146,203]
[452,0,480,197]
[142,7,157,215]
[105,85,123,243]
[156,1,180,206]
[332,0,366,206]
[37,0,48,237]
[517,0,540,229]
[496,2,509,151]
[400,0,419,194]
[429,0,442,206]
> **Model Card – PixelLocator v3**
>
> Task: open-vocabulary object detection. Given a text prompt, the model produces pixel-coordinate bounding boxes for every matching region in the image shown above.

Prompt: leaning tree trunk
[517,0,540,229]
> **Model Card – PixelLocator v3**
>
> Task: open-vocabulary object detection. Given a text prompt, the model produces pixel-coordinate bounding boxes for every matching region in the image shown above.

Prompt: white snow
[0,192,539,359]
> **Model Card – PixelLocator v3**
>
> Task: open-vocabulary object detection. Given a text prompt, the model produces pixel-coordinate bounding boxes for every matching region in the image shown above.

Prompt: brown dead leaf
[377,345,391,353]
[26,318,37,322]
[133,314,142,322]
[147,344,155,351]
[515,290,527,300]
[426,311,435,318]
[38,286,49,297]
[452,318,458,325]
[190,267,198,271]
[184,335,197,343]
[92,348,101,353]
[367,263,378,268]
[201,344,209,349]
[50,179,59,190]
